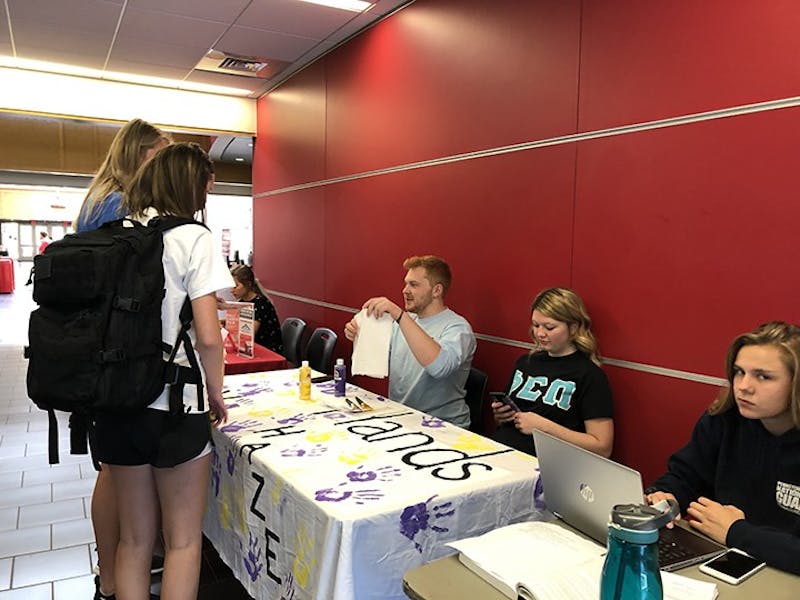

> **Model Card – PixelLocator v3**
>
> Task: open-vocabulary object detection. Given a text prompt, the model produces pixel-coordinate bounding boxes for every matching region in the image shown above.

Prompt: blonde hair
[78,119,169,224]
[402,255,452,295]
[530,287,602,365]
[127,143,214,220]
[709,321,800,428]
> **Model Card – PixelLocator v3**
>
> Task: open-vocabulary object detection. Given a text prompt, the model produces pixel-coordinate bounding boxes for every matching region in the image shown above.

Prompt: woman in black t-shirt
[230,265,284,355]
[491,287,614,457]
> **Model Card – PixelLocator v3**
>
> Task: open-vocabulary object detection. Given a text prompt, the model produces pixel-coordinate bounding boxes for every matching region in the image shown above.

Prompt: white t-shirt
[138,212,233,412]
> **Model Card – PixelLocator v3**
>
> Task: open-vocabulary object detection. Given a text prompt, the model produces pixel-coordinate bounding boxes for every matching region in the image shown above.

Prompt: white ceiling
[0,0,412,99]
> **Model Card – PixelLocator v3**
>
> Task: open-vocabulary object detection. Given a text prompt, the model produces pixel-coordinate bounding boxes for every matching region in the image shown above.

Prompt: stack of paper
[449,521,718,600]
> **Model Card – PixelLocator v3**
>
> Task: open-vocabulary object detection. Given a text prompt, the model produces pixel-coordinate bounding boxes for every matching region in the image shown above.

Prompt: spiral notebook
[532,430,726,571]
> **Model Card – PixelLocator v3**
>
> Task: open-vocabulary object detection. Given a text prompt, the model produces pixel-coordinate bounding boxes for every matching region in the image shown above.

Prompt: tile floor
[0,263,252,599]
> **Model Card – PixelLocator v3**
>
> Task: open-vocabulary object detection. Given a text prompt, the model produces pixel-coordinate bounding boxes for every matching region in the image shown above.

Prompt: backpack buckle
[99,349,126,363]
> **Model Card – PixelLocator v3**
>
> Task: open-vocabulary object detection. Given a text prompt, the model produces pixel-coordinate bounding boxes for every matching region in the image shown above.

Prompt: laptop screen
[533,429,647,543]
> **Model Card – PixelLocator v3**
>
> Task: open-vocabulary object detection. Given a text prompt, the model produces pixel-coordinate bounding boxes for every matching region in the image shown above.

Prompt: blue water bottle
[600,500,679,600]
[334,358,346,397]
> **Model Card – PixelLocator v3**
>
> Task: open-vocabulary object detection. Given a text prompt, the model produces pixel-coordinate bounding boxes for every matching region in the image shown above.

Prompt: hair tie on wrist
[395,311,404,324]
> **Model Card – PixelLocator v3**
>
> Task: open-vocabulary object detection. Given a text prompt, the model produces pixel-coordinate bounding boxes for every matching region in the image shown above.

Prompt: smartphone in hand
[698,549,766,585]
[490,392,520,412]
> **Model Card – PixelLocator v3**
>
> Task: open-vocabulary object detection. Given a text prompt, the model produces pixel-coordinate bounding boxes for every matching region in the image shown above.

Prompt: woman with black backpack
[94,143,232,600]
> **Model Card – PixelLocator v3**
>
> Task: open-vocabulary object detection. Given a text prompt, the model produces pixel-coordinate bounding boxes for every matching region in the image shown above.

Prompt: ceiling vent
[195,49,287,79]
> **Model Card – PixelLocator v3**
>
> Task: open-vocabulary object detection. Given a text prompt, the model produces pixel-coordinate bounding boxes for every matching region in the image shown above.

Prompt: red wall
[252,0,800,485]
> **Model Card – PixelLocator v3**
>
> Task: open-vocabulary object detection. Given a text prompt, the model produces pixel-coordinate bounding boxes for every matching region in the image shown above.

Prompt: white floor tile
[0,455,52,474]
[0,483,50,509]
[52,518,94,549]
[23,464,81,487]
[12,545,91,588]
[0,447,25,460]
[19,499,84,529]
[0,558,10,591]
[53,573,94,600]
[0,472,21,491]
[0,525,49,559]
[52,477,95,502]
[0,508,17,533]
[0,582,51,600]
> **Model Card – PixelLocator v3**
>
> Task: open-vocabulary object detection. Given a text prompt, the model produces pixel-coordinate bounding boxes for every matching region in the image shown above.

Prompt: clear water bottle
[334,358,346,397]
[299,360,311,401]
[600,500,678,600]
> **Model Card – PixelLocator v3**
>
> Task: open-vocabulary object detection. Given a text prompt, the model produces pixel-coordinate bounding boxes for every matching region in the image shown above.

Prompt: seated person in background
[492,287,613,457]
[230,265,284,355]
[344,255,476,428]
[646,321,800,575]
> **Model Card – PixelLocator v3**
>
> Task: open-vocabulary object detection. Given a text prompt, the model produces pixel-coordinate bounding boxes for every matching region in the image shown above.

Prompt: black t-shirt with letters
[491,351,613,455]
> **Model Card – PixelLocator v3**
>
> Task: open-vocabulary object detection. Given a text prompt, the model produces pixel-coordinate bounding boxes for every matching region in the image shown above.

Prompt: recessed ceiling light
[297,0,373,12]
[0,55,253,97]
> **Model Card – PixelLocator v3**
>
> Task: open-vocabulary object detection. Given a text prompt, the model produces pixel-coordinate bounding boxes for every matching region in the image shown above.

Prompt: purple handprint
[220,419,262,435]
[315,484,383,504]
[323,411,348,420]
[420,415,446,429]
[346,465,402,483]
[277,414,307,426]
[280,443,327,458]
[533,467,546,510]
[210,448,221,496]
[399,495,455,552]
[226,448,236,475]
[243,531,264,582]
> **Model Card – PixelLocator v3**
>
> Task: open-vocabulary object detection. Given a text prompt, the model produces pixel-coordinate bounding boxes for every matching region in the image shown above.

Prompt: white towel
[351,309,393,378]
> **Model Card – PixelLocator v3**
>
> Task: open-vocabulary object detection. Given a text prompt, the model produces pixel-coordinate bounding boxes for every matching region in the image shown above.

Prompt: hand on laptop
[686,496,745,545]
[645,491,681,528]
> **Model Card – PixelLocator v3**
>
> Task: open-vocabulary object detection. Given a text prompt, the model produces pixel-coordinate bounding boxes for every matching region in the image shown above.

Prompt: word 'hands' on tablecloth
[351,309,393,377]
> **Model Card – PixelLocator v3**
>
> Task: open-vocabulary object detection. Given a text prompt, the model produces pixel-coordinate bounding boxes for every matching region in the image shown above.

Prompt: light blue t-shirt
[388,308,476,428]
[76,191,125,233]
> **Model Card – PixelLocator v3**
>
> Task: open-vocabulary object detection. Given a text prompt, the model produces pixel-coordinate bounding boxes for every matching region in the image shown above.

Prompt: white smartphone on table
[698,548,766,585]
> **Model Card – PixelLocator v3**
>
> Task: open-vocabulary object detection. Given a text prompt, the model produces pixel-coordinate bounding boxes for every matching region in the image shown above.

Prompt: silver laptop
[533,430,725,571]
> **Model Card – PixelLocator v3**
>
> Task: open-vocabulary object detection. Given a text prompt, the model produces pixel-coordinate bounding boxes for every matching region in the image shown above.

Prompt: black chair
[304,327,338,374]
[464,367,488,434]
[280,317,306,367]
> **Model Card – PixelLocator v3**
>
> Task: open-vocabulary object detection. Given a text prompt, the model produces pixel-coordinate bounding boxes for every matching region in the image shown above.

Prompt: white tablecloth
[203,369,545,600]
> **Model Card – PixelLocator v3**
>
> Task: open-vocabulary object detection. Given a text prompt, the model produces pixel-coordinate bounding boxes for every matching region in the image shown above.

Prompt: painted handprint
[338,450,370,465]
[280,443,327,458]
[420,415,446,429]
[220,418,263,438]
[533,467,546,510]
[346,465,402,483]
[399,495,456,552]
[314,484,383,504]
[210,448,221,496]
[277,413,308,426]
[226,448,236,475]
[243,531,264,582]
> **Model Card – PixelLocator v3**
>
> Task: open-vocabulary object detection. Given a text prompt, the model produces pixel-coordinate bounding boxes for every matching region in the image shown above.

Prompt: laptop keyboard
[657,527,697,566]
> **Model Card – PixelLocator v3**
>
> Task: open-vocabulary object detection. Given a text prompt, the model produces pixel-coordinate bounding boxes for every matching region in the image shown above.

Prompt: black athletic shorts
[94,409,212,468]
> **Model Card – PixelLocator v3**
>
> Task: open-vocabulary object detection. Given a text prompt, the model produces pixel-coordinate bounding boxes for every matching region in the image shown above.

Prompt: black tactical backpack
[26,217,206,464]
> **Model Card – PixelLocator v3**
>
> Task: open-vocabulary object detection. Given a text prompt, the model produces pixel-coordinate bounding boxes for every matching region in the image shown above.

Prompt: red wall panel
[579,0,800,130]
[254,60,327,192]
[251,0,800,474]
[573,107,800,376]
[324,0,581,177]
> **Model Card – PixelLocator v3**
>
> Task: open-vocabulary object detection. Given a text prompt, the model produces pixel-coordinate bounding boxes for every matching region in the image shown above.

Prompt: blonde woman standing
[76,118,169,233]
[491,287,614,457]
[76,118,169,600]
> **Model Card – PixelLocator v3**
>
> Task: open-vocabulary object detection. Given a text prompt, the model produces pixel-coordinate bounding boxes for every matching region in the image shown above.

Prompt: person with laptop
[646,321,800,575]
[344,255,476,427]
[491,287,614,457]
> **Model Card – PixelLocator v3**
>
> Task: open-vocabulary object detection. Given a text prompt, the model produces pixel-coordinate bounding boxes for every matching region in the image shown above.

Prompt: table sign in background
[204,369,545,600]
